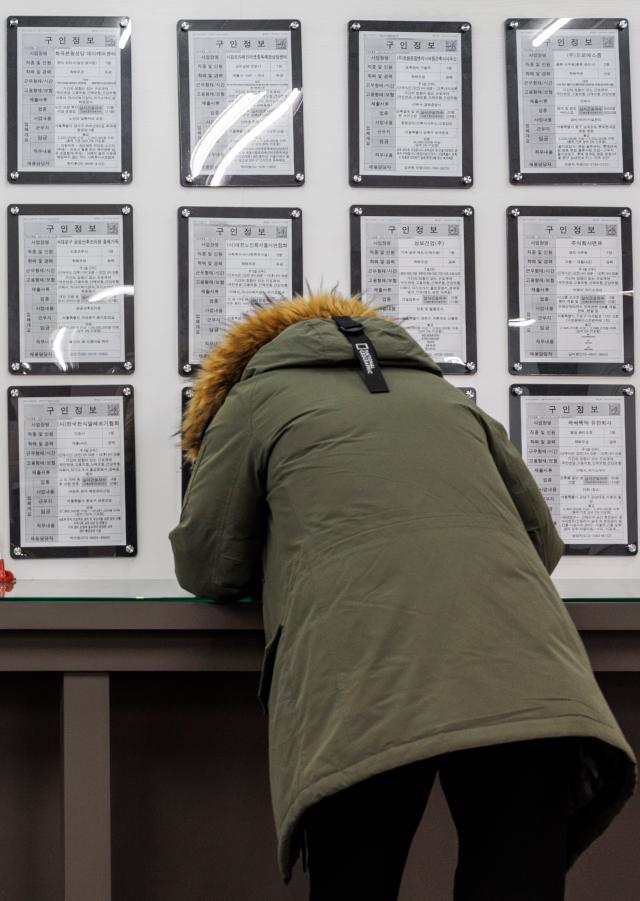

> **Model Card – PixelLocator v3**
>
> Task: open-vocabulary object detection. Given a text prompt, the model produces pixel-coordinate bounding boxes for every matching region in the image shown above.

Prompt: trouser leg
[438,736,573,901]
[303,755,439,901]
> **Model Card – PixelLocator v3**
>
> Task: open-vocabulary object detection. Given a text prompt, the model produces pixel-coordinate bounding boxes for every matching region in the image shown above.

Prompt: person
[169,290,637,899]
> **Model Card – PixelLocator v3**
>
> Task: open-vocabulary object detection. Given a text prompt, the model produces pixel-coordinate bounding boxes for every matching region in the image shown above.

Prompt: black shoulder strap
[332,315,389,393]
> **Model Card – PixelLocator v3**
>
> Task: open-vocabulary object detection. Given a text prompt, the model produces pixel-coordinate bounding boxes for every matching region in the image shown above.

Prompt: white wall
[1,0,638,587]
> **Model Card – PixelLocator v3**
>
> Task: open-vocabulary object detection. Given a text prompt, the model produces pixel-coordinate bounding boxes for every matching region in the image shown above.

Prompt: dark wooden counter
[0,579,637,901]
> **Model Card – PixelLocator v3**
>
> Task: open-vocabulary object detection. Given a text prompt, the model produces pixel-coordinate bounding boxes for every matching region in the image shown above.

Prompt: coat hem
[277,714,637,884]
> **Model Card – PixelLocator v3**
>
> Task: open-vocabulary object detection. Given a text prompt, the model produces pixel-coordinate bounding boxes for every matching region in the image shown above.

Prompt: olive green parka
[169,292,637,884]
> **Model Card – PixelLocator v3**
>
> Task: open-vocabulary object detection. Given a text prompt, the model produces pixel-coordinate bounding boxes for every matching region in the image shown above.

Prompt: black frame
[177,206,303,375]
[350,204,477,374]
[507,206,634,376]
[505,17,634,185]
[348,20,473,188]
[7,384,137,558]
[177,19,305,187]
[7,204,135,375]
[181,386,193,499]
[7,16,133,184]
[509,383,637,556]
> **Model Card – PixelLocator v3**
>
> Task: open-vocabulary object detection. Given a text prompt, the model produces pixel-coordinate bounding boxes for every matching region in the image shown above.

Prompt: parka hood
[180,291,442,461]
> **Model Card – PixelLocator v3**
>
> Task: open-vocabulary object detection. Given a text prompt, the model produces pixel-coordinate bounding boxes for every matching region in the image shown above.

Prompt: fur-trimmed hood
[180,291,442,462]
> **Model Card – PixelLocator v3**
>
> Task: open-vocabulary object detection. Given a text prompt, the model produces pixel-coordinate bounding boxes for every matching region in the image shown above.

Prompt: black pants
[302,736,574,901]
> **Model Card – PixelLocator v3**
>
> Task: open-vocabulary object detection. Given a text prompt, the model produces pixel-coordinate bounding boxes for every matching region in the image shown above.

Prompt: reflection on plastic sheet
[180,24,304,186]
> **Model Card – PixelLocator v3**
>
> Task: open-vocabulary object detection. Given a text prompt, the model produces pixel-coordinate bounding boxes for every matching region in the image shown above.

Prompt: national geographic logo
[355,342,375,375]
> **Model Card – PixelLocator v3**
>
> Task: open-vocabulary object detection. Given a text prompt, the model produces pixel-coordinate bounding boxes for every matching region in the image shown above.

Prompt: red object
[0,559,15,584]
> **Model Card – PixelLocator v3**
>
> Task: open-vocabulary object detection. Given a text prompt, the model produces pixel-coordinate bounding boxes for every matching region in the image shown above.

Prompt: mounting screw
[125,544,135,554]
[350,22,361,31]
[623,171,634,182]
[510,207,521,217]
[461,207,473,217]
[121,170,131,182]
[622,362,634,372]
[9,387,19,397]
[185,387,194,399]
[8,18,18,27]
[290,208,301,218]
[622,386,634,396]
[182,363,192,374]
[513,362,523,371]
[185,173,194,183]
[10,362,21,371]
[460,23,470,32]
[9,205,19,215]
[620,208,631,218]
[9,171,19,181]
[121,205,131,215]
[352,207,363,216]
[508,20,519,29]
[13,546,23,556]
[627,543,637,553]
[352,173,362,183]
[180,21,190,31]
[122,386,132,396]
[618,19,628,30]
[290,20,299,29]
[461,175,472,185]
[512,172,523,182]
[464,389,475,398]
[512,386,524,396]
[123,361,133,371]
[465,361,476,372]
[181,208,191,218]
[120,17,129,27]
[295,172,305,182]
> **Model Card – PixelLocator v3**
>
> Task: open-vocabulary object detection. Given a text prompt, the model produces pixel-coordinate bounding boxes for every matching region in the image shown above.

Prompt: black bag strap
[331,315,389,393]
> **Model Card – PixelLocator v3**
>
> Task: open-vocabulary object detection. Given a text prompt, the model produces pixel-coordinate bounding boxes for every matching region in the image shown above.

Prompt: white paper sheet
[18,396,127,546]
[359,30,462,176]
[521,394,628,544]
[17,26,122,172]
[516,28,623,173]
[187,29,294,178]
[517,216,625,363]
[360,215,467,364]
[19,214,126,364]
[188,217,293,363]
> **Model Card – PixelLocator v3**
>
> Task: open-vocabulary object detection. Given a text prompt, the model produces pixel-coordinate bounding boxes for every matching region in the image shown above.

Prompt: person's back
[170,292,636,895]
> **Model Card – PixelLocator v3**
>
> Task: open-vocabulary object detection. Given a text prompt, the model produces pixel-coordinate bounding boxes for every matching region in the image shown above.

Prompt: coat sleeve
[168,386,267,602]
[478,410,565,574]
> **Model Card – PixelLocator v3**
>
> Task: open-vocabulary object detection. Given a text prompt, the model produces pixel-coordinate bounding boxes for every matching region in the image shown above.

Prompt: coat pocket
[257,623,284,716]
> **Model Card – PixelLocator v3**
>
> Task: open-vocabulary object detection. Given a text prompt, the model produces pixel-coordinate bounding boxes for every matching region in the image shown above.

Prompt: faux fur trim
[180,291,397,462]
